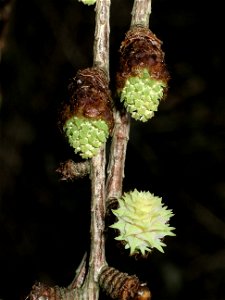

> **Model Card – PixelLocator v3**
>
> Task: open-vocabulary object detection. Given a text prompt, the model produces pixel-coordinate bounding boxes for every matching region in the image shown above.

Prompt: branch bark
[82,0,111,299]
[93,0,110,77]
[106,0,152,207]
[106,110,130,205]
[131,0,151,28]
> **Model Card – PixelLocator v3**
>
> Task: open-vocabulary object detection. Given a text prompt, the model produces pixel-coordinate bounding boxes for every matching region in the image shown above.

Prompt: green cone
[110,189,175,256]
[120,68,166,122]
[64,116,109,159]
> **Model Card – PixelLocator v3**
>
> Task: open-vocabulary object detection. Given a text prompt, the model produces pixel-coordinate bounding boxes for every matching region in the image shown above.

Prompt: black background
[0,0,224,299]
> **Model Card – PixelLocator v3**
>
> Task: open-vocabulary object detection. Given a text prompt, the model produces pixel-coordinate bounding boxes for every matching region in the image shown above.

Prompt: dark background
[0,0,224,299]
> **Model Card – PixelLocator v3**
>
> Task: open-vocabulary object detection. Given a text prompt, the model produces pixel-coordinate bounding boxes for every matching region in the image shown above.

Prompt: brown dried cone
[116,25,170,122]
[60,67,114,159]
[99,266,151,300]
[27,282,81,300]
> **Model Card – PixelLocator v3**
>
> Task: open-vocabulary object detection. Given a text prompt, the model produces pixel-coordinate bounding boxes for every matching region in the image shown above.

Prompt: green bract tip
[120,68,166,122]
[63,116,109,159]
[78,0,96,5]
[110,189,175,256]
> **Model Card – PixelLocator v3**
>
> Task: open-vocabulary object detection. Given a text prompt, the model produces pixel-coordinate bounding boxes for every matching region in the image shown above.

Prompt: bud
[60,67,114,159]
[110,189,175,256]
[116,26,170,122]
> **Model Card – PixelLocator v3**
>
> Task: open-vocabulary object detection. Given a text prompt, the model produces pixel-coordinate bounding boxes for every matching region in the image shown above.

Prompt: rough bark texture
[131,0,151,28]
[93,0,110,77]
[106,110,130,205]
[83,0,111,299]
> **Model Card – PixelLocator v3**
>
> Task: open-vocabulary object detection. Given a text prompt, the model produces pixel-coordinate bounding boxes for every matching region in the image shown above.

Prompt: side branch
[105,0,152,208]
[106,110,130,205]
